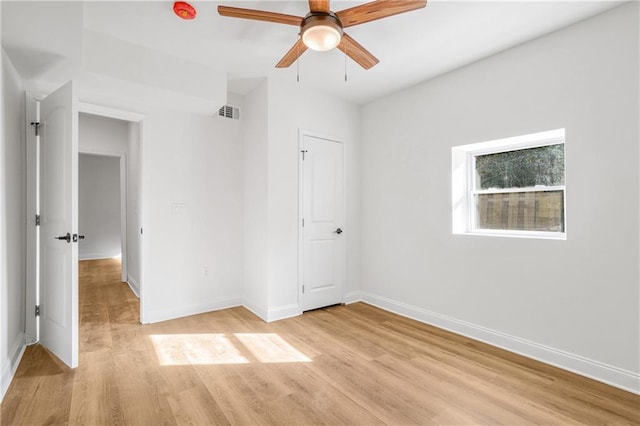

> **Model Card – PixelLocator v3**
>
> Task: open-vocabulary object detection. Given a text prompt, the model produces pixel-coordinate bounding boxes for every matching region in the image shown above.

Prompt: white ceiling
[1,1,625,105]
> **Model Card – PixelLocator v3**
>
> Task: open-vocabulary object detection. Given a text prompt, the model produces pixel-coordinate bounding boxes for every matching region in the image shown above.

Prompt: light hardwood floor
[2,258,639,425]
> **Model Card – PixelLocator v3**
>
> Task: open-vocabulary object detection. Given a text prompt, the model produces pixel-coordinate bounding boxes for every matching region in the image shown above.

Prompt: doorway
[77,112,142,318]
[25,89,146,367]
[78,153,122,266]
[298,130,345,312]
[77,113,141,291]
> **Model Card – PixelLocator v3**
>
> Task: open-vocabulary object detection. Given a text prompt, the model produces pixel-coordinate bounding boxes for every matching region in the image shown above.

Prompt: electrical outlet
[203,266,209,277]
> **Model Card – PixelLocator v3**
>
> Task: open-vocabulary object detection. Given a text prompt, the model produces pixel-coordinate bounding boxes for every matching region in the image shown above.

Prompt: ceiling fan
[217,0,427,70]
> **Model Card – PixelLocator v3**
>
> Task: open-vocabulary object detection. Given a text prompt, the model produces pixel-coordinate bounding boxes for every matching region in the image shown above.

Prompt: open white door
[39,81,79,368]
[300,133,344,311]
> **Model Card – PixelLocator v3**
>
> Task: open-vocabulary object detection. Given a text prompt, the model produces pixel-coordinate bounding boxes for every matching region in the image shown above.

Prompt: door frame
[297,128,347,310]
[25,97,149,344]
[77,102,148,324]
[25,93,39,344]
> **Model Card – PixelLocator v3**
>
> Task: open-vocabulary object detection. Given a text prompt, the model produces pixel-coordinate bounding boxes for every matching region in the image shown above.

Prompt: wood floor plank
[2,345,75,425]
[69,350,120,425]
[166,386,231,426]
[308,350,440,424]
[2,258,639,425]
[195,365,273,425]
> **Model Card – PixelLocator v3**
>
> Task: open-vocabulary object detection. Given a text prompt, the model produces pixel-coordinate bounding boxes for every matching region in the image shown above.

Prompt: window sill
[455,230,567,240]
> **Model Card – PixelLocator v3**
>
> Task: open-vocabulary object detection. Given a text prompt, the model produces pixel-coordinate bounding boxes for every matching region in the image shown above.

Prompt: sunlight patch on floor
[234,333,312,363]
[150,334,249,366]
[150,333,311,366]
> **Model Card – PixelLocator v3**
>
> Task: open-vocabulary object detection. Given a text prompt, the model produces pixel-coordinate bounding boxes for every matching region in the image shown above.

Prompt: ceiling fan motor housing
[301,12,344,51]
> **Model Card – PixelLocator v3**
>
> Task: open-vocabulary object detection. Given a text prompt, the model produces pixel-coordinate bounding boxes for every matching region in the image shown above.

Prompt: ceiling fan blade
[336,0,427,28]
[308,0,330,13]
[218,5,303,26]
[276,38,309,68]
[336,33,379,69]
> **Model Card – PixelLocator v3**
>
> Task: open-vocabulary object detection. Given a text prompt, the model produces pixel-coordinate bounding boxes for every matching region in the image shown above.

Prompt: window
[452,129,566,239]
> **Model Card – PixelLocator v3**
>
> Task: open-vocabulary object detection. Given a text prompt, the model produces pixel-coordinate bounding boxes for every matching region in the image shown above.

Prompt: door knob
[55,233,71,243]
[334,228,343,235]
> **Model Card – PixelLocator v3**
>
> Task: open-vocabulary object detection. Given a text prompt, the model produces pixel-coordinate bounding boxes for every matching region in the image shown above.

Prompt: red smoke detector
[173,2,197,20]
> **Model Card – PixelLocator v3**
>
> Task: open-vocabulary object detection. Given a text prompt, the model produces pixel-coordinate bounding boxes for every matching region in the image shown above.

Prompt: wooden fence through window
[475,191,564,232]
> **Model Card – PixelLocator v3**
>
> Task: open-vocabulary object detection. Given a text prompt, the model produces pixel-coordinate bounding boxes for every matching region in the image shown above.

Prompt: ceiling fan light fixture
[301,13,343,52]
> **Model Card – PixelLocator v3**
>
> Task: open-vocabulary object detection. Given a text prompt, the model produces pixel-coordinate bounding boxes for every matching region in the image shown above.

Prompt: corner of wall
[127,276,140,298]
[266,304,301,323]
[343,291,364,305]
[242,299,268,322]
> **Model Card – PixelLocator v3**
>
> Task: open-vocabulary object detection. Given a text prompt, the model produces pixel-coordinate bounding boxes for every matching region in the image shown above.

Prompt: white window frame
[452,128,566,240]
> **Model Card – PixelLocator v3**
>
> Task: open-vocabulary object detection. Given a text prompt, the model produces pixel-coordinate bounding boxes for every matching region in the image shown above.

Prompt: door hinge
[301,150,308,160]
[30,121,40,136]
[35,305,40,317]
[302,218,305,227]
[35,214,40,226]
[302,285,305,294]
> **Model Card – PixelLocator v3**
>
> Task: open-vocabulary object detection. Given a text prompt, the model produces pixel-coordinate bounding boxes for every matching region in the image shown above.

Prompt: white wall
[359,3,639,393]
[78,154,121,260]
[1,48,26,401]
[242,80,269,319]
[79,112,129,153]
[143,109,244,323]
[265,79,361,320]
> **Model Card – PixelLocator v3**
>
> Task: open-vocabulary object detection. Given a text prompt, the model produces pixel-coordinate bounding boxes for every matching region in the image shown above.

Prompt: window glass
[472,143,565,234]
[474,190,564,232]
[475,144,565,190]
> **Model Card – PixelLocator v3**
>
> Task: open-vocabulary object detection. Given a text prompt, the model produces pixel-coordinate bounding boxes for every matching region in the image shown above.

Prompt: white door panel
[43,249,68,327]
[311,151,336,222]
[301,134,344,311]
[39,81,79,368]
[307,239,335,288]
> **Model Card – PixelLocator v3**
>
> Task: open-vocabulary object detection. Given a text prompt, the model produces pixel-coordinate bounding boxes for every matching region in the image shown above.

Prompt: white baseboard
[145,297,242,324]
[1,334,26,403]
[126,276,140,298]
[78,253,119,261]
[343,290,363,305]
[242,300,268,322]
[241,301,302,323]
[350,291,639,395]
[267,304,302,322]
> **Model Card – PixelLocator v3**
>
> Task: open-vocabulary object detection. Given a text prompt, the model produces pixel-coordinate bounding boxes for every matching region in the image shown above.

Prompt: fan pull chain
[344,54,348,82]
[344,43,348,82]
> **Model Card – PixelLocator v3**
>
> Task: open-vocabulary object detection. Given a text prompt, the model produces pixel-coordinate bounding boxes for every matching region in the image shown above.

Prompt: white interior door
[300,133,344,311]
[39,81,79,368]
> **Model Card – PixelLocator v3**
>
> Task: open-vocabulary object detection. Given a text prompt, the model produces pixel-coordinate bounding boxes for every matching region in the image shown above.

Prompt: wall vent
[218,105,240,120]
